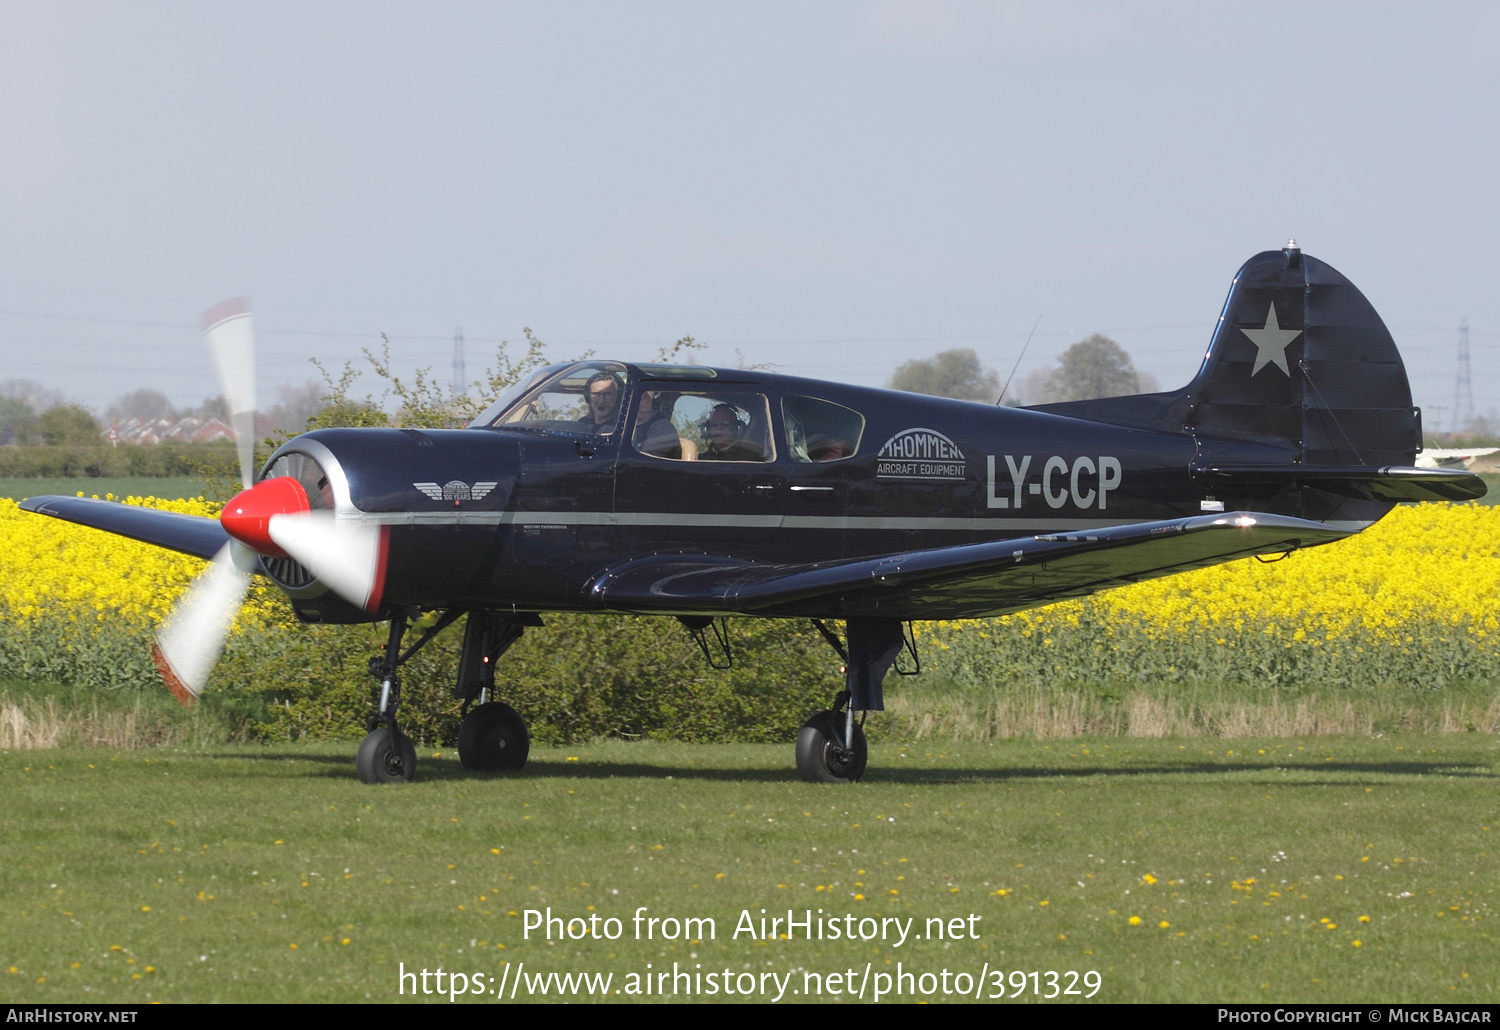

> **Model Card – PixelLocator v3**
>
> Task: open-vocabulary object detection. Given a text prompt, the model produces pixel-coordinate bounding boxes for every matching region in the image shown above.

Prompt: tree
[0,378,62,412]
[194,395,229,421]
[888,348,1000,402]
[35,404,101,446]
[264,380,328,436]
[0,397,34,445]
[306,327,559,432]
[108,388,176,423]
[302,357,391,431]
[1028,334,1145,404]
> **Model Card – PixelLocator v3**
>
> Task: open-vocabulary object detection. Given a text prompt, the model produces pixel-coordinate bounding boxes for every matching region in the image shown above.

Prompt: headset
[698,403,746,438]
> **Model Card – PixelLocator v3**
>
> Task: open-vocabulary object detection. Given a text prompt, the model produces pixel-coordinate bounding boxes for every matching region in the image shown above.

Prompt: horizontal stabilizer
[588,511,1350,621]
[20,495,231,561]
[1194,465,1486,503]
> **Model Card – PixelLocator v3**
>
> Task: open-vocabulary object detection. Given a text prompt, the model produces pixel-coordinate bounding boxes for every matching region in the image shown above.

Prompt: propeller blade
[202,298,257,490]
[267,512,388,613]
[151,541,256,706]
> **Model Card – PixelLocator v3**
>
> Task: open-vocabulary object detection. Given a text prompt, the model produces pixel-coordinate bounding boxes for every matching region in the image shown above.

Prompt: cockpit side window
[631,389,775,463]
[782,396,864,462]
[485,362,632,437]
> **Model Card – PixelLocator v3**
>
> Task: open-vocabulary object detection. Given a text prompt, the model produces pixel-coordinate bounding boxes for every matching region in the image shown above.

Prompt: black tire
[457,702,531,772]
[355,728,418,784]
[795,710,868,783]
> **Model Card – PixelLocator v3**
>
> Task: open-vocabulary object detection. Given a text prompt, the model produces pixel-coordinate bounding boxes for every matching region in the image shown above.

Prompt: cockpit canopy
[469,360,865,464]
[472,362,663,434]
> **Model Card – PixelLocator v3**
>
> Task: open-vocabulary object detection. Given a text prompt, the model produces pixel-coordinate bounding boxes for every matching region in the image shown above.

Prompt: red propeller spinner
[219,477,310,558]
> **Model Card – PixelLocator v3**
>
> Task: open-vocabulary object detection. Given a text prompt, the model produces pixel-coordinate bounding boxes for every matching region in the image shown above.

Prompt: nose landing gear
[354,607,466,784]
[355,724,418,784]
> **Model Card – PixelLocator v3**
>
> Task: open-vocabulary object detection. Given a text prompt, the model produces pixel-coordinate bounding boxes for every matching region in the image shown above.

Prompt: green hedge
[7,607,1497,747]
[0,609,846,747]
[219,614,843,746]
[0,443,234,479]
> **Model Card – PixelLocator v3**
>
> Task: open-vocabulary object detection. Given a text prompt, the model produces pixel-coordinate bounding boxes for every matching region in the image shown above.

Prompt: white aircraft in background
[1414,447,1499,470]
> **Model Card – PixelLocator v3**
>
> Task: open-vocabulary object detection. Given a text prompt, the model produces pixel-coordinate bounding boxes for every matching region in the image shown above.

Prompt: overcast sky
[2,1,1496,429]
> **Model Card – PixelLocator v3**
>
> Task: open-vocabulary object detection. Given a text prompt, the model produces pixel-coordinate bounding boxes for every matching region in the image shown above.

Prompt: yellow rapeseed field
[923,503,1500,688]
[2,496,1497,692]
[0,495,285,631]
[0,495,290,692]
[989,502,1500,644]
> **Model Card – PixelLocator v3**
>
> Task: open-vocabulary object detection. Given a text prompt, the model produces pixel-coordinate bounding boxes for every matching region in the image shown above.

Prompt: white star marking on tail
[1241,302,1303,377]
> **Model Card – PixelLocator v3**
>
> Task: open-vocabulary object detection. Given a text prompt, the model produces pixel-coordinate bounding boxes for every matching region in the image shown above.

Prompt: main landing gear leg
[356,612,417,784]
[355,607,468,784]
[455,612,540,772]
[796,619,907,784]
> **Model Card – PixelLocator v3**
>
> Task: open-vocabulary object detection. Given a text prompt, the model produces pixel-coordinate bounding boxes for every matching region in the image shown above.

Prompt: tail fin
[1032,243,1421,467]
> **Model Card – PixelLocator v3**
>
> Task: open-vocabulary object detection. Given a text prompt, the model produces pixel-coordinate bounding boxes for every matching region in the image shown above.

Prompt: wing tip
[18,495,66,514]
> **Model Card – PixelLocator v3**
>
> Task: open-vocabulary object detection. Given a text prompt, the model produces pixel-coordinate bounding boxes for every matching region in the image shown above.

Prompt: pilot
[633,390,680,458]
[701,403,763,462]
[579,371,623,434]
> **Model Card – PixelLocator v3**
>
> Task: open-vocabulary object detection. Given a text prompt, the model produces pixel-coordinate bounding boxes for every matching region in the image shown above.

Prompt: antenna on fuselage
[997,314,1042,406]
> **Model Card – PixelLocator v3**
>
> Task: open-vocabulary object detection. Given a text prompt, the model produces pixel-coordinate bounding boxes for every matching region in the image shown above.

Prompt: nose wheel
[458,701,531,771]
[355,726,418,784]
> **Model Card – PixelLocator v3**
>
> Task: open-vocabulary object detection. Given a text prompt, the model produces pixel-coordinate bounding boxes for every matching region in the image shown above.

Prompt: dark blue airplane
[21,244,1485,783]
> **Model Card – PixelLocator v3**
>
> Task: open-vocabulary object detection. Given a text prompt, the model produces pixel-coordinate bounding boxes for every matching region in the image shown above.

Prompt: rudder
[1031,243,1421,469]
[1190,242,1418,467]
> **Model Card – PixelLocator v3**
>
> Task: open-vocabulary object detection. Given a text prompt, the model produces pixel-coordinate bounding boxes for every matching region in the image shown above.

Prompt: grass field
[0,476,214,502]
[3,482,1497,1004]
[3,735,1496,1004]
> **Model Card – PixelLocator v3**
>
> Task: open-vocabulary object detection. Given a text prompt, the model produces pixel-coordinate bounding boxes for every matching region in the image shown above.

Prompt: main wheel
[457,702,531,772]
[795,710,868,783]
[355,727,418,784]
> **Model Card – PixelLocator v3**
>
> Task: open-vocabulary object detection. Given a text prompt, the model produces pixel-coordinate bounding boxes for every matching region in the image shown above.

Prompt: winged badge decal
[414,481,498,502]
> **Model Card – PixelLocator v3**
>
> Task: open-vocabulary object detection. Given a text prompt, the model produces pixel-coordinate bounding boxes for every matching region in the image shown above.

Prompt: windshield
[469,363,573,428]
[479,362,633,437]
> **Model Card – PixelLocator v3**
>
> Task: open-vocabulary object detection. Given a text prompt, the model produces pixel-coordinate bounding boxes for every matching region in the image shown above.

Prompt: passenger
[700,404,764,462]
[633,390,680,458]
[578,371,623,434]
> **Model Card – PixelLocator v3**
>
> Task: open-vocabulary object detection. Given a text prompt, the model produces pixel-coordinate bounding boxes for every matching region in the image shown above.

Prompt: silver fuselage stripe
[336,508,1374,534]
[343,510,1143,532]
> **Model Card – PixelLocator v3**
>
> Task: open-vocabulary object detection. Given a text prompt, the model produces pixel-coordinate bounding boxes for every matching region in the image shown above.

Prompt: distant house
[102,416,235,445]
[189,418,234,443]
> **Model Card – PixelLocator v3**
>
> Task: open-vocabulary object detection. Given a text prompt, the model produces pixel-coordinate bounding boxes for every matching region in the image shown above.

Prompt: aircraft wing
[1194,464,1486,503]
[587,511,1350,621]
[19,495,230,561]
